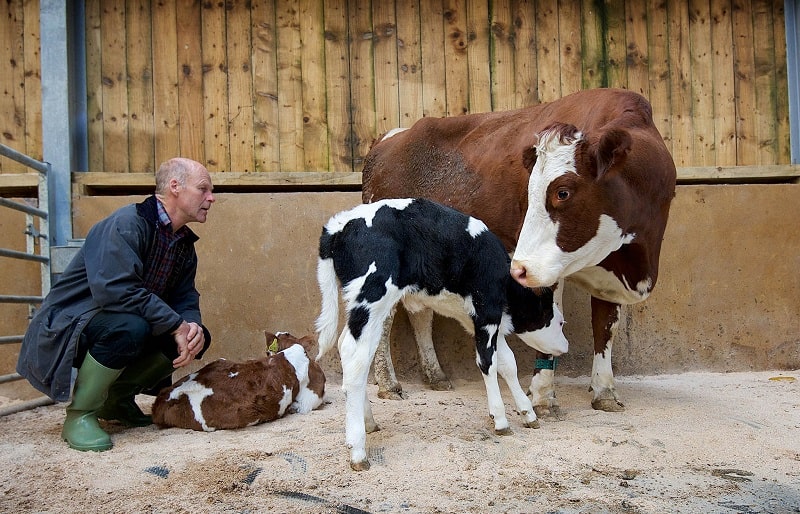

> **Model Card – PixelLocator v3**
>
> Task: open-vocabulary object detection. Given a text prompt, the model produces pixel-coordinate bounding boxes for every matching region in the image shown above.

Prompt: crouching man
[16,157,215,452]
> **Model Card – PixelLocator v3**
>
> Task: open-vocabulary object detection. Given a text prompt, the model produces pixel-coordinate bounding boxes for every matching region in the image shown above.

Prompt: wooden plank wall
[0,0,792,176]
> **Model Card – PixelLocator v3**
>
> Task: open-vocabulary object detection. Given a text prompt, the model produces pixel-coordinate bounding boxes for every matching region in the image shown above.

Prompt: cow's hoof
[494,426,513,436]
[523,419,541,429]
[429,378,453,391]
[350,459,371,472]
[377,388,405,400]
[591,398,625,412]
[365,421,380,434]
[534,404,564,421]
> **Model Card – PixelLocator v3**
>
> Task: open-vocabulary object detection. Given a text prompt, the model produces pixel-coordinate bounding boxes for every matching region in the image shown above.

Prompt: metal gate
[0,143,54,416]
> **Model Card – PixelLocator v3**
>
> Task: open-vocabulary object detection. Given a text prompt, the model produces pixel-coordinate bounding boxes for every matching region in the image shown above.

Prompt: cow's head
[510,123,633,288]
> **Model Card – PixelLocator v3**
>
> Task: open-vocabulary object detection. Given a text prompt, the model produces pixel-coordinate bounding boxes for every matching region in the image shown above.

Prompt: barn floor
[1,370,799,514]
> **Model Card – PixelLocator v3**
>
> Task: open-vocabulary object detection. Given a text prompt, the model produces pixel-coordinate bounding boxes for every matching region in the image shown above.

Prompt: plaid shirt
[141,200,191,297]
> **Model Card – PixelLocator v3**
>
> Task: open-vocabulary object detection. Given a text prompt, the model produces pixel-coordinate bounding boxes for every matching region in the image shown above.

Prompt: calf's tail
[315,256,340,361]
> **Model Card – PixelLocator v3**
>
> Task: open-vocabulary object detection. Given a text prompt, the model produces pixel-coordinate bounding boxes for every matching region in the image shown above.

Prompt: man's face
[177,166,215,224]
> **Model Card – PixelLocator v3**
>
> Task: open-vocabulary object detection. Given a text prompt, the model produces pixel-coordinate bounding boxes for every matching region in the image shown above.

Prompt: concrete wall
[1,185,798,400]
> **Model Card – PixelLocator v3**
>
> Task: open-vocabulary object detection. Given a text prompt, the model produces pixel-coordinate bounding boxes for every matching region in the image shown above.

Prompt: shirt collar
[155,198,189,237]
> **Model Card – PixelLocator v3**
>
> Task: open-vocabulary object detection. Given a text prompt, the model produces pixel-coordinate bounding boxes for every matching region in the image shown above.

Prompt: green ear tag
[268,338,279,353]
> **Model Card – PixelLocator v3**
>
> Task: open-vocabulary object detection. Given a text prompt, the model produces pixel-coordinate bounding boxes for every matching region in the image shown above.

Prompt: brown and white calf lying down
[151,332,325,431]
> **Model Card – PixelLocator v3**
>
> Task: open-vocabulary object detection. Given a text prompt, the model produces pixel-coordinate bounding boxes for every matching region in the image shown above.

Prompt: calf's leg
[339,327,376,471]
[495,335,539,428]
[475,326,511,435]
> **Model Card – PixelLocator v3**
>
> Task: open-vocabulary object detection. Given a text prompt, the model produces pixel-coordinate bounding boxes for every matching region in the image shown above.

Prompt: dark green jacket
[16,196,202,401]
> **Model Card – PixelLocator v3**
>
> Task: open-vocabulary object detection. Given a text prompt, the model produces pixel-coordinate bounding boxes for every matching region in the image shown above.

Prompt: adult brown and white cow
[362,88,676,413]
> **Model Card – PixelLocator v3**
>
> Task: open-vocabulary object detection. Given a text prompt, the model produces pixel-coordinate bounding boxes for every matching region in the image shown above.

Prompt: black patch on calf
[506,282,556,333]
[349,305,370,340]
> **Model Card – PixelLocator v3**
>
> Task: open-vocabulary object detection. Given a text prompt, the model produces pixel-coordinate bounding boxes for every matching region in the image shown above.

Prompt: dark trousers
[75,311,212,370]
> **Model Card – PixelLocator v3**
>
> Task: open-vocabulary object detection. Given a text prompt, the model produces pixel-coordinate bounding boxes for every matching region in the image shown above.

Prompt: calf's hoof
[494,426,513,436]
[365,420,380,434]
[350,459,371,472]
[523,419,541,429]
[591,398,625,412]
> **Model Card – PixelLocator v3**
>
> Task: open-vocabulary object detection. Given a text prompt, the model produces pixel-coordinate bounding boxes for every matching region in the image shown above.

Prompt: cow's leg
[590,297,625,412]
[373,305,405,400]
[495,335,539,428]
[406,306,452,391]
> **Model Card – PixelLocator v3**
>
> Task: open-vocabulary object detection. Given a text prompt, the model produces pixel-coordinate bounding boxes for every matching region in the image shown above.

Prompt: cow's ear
[595,128,632,178]
[522,145,538,173]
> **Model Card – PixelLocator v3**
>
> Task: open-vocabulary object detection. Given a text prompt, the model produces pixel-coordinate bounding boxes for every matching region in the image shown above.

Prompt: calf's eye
[556,189,570,201]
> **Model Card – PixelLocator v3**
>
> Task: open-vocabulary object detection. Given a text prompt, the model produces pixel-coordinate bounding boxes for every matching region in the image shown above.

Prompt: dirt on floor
[1,370,799,514]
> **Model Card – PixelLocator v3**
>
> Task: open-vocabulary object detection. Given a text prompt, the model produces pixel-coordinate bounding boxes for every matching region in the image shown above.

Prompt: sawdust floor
[1,370,799,514]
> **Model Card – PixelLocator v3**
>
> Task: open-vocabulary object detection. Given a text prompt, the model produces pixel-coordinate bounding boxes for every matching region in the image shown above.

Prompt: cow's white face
[510,124,634,289]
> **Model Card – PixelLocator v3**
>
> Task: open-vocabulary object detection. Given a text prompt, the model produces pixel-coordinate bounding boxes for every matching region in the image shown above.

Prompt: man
[16,158,215,452]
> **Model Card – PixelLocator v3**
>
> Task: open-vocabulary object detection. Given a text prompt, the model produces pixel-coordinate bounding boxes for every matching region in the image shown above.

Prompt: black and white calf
[315,198,569,471]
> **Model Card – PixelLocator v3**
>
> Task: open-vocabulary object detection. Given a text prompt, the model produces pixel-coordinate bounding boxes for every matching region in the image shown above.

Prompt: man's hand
[172,321,205,367]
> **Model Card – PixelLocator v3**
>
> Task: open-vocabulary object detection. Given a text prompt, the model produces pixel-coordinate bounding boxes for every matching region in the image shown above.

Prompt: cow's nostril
[510,264,527,284]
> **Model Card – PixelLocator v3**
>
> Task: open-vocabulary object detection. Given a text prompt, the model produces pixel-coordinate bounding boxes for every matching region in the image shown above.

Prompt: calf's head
[510,123,633,288]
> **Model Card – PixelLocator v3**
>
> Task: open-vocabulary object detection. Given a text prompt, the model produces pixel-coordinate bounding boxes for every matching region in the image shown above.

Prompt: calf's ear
[594,128,632,179]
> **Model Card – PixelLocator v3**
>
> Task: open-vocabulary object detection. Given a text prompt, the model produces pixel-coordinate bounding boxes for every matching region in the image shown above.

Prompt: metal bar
[0,335,23,344]
[0,248,50,263]
[0,397,55,418]
[0,144,49,174]
[786,0,800,164]
[0,198,48,218]
[0,295,44,304]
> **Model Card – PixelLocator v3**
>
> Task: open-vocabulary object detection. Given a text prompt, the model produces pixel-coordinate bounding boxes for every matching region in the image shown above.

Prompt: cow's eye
[556,189,570,201]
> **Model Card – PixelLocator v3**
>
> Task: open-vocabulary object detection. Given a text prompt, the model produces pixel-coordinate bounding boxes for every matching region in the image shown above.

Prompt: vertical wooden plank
[22,0,42,162]
[772,1,790,164]
[301,0,329,170]
[490,0,516,112]
[322,0,352,171]
[420,0,447,117]
[513,0,539,107]
[668,1,692,166]
[100,0,129,174]
[252,0,280,172]
[443,0,469,116]
[396,0,424,125]
[732,0,756,165]
[151,0,180,166]
[605,0,626,88]
[710,0,736,166]
[535,0,560,102]
[558,0,582,95]
[466,0,491,112]
[689,0,714,165]
[0,0,26,172]
[176,0,206,164]
[85,0,104,172]
[276,2,304,171]
[202,1,230,172]
[372,0,400,133]
[581,0,605,90]
[647,0,672,150]
[227,2,255,172]
[752,0,777,165]
[349,0,375,169]
[126,0,154,174]
[625,0,650,96]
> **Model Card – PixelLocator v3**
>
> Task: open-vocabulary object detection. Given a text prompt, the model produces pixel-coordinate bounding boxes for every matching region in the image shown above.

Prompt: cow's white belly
[402,290,475,334]
[568,265,652,305]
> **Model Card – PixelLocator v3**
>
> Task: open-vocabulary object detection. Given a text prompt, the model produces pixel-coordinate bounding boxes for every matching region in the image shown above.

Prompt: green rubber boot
[62,353,123,452]
[96,351,174,427]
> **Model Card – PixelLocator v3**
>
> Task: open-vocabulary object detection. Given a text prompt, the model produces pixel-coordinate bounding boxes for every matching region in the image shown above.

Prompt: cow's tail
[315,234,340,361]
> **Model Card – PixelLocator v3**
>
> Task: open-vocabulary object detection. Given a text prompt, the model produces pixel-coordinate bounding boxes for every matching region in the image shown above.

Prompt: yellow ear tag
[268,338,279,353]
